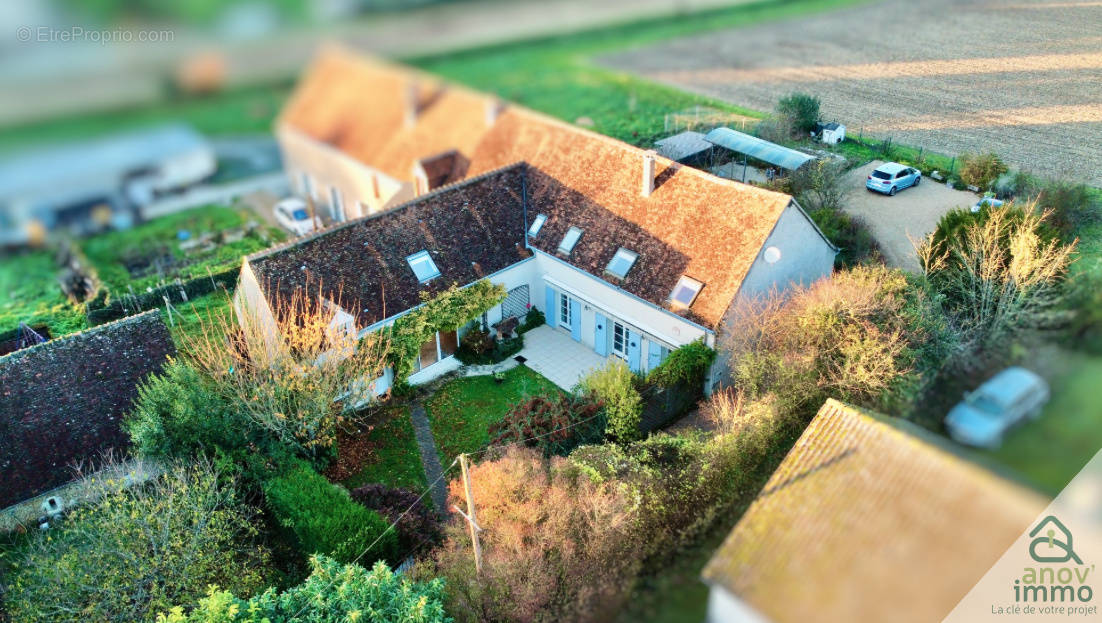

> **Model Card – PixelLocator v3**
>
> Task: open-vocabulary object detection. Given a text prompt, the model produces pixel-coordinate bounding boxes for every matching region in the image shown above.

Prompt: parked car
[971,196,1004,213]
[274,197,316,236]
[945,367,1050,448]
[865,162,921,196]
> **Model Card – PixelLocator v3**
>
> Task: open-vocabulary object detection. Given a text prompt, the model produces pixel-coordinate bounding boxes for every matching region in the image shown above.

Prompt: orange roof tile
[279,46,496,181]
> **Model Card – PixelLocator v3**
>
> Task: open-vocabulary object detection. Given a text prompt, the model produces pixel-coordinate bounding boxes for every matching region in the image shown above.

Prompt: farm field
[602,0,1102,185]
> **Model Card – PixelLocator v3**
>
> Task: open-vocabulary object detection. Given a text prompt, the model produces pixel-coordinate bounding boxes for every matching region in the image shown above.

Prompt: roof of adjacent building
[467,108,798,327]
[0,311,176,509]
[654,130,713,162]
[704,127,815,171]
[701,399,1047,623]
[278,46,497,182]
[248,165,530,328]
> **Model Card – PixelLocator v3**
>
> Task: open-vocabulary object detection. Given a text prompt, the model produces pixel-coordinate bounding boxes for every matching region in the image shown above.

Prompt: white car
[274,197,316,236]
[945,367,1050,448]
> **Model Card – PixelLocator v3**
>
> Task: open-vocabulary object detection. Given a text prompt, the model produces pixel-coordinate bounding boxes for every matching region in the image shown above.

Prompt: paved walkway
[408,401,450,513]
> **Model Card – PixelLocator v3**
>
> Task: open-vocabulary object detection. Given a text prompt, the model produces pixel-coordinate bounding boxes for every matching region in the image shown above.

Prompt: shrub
[808,206,881,267]
[157,555,451,623]
[455,331,524,365]
[958,152,1008,190]
[776,92,821,134]
[350,484,443,556]
[1033,179,1099,240]
[459,325,495,356]
[578,359,643,442]
[518,307,545,333]
[3,460,272,623]
[789,157,849,212]
[488,393,605,455]
[646,339,717,389]
[262,461,399,565]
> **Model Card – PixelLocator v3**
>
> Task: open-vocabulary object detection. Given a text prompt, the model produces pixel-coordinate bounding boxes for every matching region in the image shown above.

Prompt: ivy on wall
[646,339,717,389]
[384,280,507,382]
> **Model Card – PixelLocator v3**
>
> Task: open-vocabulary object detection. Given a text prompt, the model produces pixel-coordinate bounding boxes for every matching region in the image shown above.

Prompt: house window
[670,276,703,309]
[418,336,439,370]
[559,293,572,328]
[414,329,459,372]
[612,321,628,358]
[406,250,441,283]
[605,247,638,279]
[558,227,583,255]
[330,187,344,221]
[528,214,547,238]
[439,329,458,358]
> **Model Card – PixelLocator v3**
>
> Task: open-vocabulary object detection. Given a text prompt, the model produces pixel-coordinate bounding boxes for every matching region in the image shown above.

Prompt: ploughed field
[601,0,1102,185]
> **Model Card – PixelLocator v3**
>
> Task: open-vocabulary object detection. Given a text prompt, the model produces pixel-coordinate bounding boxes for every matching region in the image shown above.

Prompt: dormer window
[670,276,703,309]
[558,227,583,255]
[528,214,547,238]
[605,247,638,279]
[406,250,440,283]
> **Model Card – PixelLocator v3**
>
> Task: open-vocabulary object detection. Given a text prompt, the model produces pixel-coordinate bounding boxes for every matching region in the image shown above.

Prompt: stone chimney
[641,150,657,197]
[484,97,504,126]
[404,80,419,128]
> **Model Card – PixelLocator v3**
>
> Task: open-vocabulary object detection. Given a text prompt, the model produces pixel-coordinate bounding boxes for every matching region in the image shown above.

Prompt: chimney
[484,97,504,126]
[404,80,419,128]
[641,150,657,197]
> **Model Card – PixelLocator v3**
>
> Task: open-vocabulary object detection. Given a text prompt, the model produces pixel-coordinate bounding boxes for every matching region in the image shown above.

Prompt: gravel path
[409,401,450,514]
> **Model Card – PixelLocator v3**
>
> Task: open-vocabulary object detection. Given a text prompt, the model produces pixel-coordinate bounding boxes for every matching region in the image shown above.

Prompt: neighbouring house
[701,399,1047,623]
[239,88,837,393]
[0,310,175,513]
[275,46,504,223]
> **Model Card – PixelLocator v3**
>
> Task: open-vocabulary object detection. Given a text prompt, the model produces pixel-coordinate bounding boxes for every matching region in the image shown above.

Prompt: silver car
[865,162,921,196]
[945,367,1050,448]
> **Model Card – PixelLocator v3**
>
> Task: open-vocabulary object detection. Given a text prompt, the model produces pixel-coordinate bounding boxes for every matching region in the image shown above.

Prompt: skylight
[558,227,583,255]
[528,214,547,238]
[406,250,440,283]
[670,276,703,308]
[605,247,638,279]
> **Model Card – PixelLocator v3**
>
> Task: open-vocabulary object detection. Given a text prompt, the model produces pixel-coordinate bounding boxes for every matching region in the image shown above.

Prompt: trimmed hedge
[85,266,238,326]
[262,461,399,565]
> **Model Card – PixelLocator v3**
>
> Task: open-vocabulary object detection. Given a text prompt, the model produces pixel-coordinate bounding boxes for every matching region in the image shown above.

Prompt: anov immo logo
[1012,515,1094,605]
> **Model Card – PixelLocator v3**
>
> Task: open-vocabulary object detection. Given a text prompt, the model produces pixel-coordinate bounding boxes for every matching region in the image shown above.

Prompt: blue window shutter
[594,313,608,356]
[627,330,642,373]
[544,285,556,325]
[647,341,662,371]
[569,299,582,342]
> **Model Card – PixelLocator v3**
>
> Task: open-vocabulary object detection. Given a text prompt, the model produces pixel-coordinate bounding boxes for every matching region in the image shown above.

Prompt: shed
[817,122,846,145]
[654,130,713,165]
[703,127,814,171]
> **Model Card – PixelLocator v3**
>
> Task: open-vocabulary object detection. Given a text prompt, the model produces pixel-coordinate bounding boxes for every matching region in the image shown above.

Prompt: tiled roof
[278,45,496,181]
[416,149,468,190]
[0,311,175,509]
[467,108,795,327]
[702,399,1047,623]
[248,165,530,327]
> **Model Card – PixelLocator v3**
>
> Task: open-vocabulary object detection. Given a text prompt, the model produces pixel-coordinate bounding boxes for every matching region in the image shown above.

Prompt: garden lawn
[425,366,561,464]
[162,291,234,352]
[339,405,427,492]
[81,204,284,295]
[987,355,1102,495]
[0,250,86,338]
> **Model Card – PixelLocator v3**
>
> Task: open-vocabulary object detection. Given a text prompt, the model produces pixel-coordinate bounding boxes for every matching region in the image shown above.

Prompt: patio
[516,324,609,391]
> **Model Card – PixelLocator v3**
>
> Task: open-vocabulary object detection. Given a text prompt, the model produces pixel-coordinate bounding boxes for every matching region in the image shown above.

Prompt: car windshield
[872,170,892,180]
[968,393,1005,416]
[291,208,309,220]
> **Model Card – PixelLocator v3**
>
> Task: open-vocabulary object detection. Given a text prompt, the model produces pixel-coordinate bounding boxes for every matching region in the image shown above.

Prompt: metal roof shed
[704,127,814,171]
[654,130,713,163]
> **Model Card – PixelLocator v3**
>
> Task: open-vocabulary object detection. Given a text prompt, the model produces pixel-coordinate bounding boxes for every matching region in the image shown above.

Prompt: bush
[455,331,524,365]
[578,359,643,442]
[776,92,821,135]
[808,206,881,267]
[157,555,451,623]
[488,393,606,456]
[3,460,272,623]
[1033,180,1099,240]
[958,152,1008,190]
[350,484,443,556]
[262,461,399,565]
[789,158,849,212]
[646,339,717,389]
[518,307,545,334]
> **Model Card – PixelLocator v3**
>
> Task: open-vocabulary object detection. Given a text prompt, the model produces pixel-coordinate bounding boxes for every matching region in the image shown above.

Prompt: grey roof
[704,127,815,171]
[654,131,712,162]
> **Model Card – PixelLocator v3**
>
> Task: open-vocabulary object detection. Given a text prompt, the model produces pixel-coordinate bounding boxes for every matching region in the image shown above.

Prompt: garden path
[409,401,450,513]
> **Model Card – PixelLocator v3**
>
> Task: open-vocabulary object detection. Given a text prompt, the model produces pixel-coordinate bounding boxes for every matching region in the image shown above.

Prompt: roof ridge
[246,162,527,264]
[0,309,167,365]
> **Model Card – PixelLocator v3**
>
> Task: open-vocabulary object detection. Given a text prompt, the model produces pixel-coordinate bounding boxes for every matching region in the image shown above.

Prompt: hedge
[85,266,239,326]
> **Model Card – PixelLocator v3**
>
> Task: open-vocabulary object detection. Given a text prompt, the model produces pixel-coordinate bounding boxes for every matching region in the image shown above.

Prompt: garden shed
[704,127,815,182]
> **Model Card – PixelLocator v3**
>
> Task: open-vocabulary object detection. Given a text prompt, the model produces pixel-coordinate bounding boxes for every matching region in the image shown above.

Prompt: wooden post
[457,454,483,575]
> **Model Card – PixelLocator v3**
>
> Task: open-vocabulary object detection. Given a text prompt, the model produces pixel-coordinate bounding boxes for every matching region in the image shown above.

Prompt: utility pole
[454,454,483,575]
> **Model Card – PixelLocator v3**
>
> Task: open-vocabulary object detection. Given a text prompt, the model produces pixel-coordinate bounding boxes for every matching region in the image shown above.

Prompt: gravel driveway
[843,161,977,272]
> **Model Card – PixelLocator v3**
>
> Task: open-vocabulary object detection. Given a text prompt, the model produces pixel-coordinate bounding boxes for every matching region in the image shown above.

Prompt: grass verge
[337,405,427,492]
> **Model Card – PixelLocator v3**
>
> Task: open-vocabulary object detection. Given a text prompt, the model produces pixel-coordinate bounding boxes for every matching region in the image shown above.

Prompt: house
[240,89,837,392]
[701,399,1047,623]
[275,46,504,223]
[0,310,175,513]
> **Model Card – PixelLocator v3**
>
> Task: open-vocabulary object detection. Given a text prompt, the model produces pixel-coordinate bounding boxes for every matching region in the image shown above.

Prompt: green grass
[0,250,87,338]
[616,529,728,623]
[81,204,284,295]
[424,366,561,464]
[162,290,234,351]
[341,405,427,492]
[986,356,1102,495]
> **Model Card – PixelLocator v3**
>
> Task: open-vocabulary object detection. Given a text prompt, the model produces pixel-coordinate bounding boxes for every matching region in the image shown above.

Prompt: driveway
[842,161,976,272]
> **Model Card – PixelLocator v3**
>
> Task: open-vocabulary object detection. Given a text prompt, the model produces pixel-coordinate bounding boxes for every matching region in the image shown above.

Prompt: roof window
[406,250,440,283]
[605,247,639,279]
[558,227,583,255]
[528,214,547,237]
[670,276,703,308]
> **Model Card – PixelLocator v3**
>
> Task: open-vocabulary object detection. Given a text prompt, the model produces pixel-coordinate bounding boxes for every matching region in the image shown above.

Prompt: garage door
[501,285,529,320]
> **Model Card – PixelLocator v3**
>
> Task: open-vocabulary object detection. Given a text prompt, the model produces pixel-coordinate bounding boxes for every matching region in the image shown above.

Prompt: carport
[704,127,814,183]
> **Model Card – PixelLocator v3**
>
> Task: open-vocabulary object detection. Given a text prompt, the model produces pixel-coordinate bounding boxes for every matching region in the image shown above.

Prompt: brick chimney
[404,80,419,128]
[484,97,504,126]
[641,150,657,197]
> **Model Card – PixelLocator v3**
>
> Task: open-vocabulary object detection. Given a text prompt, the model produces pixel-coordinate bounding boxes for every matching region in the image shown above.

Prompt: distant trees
[776,92,822,135]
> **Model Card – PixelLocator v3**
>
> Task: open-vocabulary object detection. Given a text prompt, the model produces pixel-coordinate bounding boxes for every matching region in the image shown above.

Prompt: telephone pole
[454,453,483,574]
